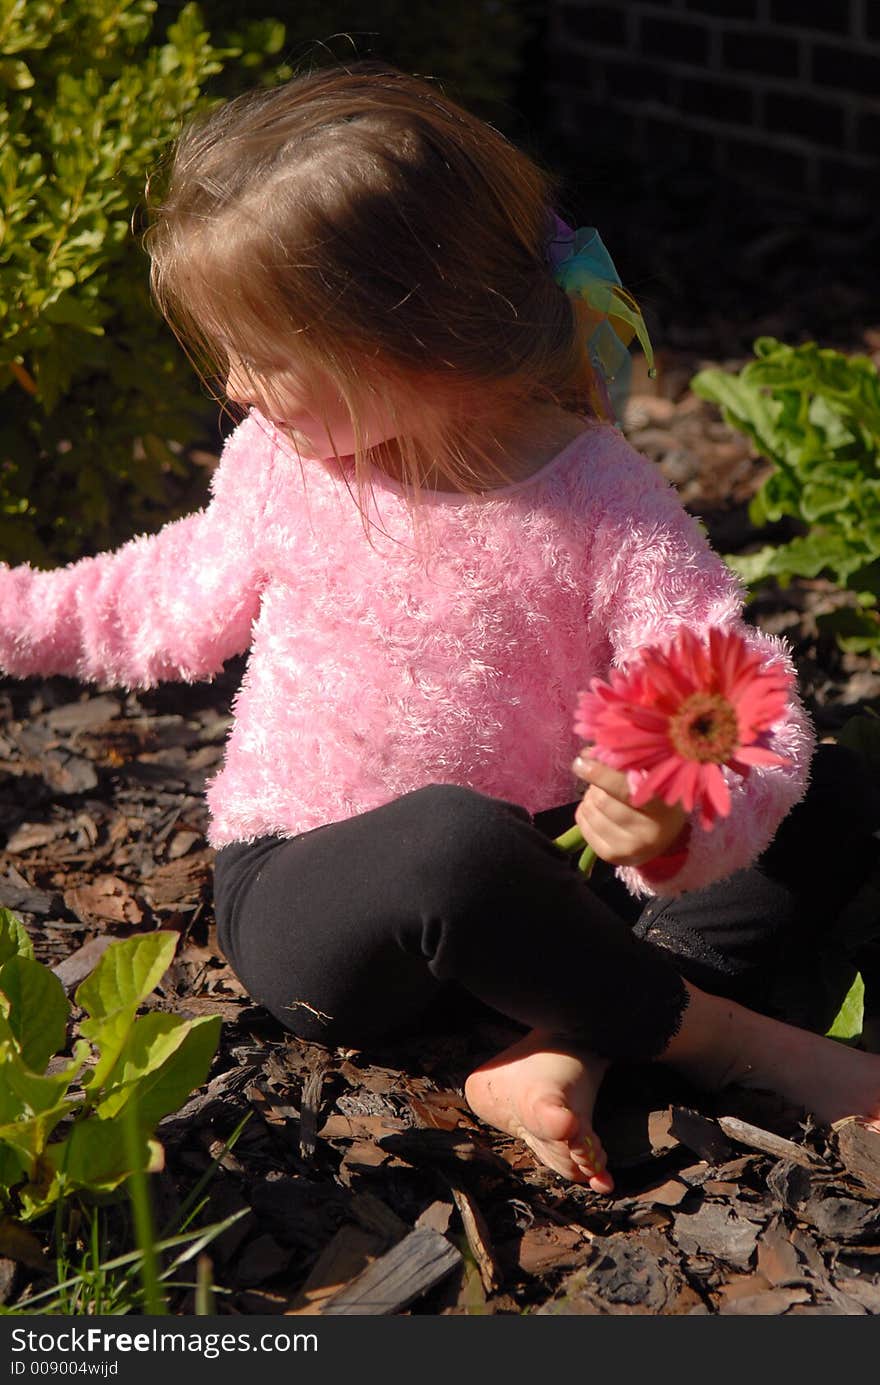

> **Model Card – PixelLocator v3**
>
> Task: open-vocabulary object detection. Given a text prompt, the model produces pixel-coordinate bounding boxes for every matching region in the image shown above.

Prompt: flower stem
[553,824,598,877]
[554,825,585,853]
[577,844,598,877]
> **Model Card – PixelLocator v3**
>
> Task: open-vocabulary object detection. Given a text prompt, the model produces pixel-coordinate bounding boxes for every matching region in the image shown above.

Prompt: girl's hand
[572,753,688,868]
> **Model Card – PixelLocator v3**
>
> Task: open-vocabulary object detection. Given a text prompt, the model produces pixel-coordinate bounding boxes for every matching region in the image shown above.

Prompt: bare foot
[464,1029,614,1192]
[662,983,880,1130]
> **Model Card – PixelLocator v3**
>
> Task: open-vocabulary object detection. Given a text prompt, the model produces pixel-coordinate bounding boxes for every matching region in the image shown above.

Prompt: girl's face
[224,351,398,461]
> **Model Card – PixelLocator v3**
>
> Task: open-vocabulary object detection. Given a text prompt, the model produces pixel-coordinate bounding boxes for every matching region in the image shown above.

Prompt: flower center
[668,691,740,763]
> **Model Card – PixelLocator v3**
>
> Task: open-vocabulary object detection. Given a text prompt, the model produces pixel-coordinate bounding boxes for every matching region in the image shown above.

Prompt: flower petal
[698,763,731,828]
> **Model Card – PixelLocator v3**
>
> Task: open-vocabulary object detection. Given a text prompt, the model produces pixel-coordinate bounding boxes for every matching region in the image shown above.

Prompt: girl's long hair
[146,60,606,526]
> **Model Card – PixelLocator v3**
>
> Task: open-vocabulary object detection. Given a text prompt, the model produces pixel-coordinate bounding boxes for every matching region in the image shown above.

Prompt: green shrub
[0,0,288,565]
[692,336,880,658]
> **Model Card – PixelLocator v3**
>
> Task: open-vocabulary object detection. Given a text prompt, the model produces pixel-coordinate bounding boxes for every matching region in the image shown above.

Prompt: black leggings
[213,744,879,1061]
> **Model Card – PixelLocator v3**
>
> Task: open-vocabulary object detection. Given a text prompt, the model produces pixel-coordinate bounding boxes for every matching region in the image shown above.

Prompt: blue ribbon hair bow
[545,213,654,423]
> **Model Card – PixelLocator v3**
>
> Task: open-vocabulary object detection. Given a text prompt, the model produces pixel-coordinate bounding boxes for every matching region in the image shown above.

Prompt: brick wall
[546,0,879,210]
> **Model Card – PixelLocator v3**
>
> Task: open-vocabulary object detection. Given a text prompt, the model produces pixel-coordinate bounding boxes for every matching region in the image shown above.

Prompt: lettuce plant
[692,337,880,657]
[0,912,219,1222]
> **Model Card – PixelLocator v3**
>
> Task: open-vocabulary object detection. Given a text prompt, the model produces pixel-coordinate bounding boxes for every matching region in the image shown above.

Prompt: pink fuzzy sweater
[0,411,814,896]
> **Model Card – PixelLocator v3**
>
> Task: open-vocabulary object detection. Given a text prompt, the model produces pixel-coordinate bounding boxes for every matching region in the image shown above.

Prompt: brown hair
[146,60,607,521]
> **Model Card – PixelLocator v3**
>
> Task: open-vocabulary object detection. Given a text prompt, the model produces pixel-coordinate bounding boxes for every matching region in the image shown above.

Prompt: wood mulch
[2,315,880,1315]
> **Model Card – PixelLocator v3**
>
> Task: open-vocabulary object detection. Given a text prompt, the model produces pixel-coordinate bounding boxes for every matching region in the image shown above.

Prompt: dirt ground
[2,218,880,1314]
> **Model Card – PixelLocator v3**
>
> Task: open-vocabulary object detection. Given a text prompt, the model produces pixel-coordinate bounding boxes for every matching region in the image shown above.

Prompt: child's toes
[570,1132,614,1193]
[587,1168,615,1193]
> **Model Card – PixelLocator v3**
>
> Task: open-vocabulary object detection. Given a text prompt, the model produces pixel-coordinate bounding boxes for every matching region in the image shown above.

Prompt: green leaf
[41,296,107,333]
[691,364,786,465]
[724,545,781,587]
[826,972,864,1043]
[0,1033,80,1172]
[729,530,872,589]
[816,607,880,657]
[0,59,34,90]
[848,557,880,601]
[57,1117,164,1188]
[747,470,800,526]
[0,910,34,965]
[0,1144,28,1199]
[0,1104,72,1171]
[95,1013,221,1126]
[76,931,178,1024]
[80,1004,138,1095]
[18,1123,164,1221]
[834,711,880,769]
[0,1037,86,1123]
[77,931,180,1097]
[801,477,855,523]
[0,956,69,1072]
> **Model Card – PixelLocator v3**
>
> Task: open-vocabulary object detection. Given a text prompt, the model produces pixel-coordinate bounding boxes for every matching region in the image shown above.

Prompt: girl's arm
[590,439,815,899]
[0,413,272,690]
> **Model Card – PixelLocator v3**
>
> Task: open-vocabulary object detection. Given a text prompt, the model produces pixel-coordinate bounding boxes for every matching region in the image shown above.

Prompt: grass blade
[194,1254,214,1315]
[121,1096,166,1315]
[8,1211,249,1313]
[160,1109,252,1239]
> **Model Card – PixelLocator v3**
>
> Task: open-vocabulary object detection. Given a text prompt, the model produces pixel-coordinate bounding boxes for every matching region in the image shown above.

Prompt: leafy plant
[0,0,287,565]
[691,337,880,657]
[0,912,220,1223]
[0,1107,251,1315]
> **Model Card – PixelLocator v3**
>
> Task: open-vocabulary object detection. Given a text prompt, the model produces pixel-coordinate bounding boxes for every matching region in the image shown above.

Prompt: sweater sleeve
[588,439,815,899]
[0,412,273,690]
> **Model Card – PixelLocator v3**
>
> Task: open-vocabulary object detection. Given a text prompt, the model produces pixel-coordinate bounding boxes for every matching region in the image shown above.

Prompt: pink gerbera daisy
[574,626,793,831]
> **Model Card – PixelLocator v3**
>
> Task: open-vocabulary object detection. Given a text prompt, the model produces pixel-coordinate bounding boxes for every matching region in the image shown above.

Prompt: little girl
[3,61,880,1192]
